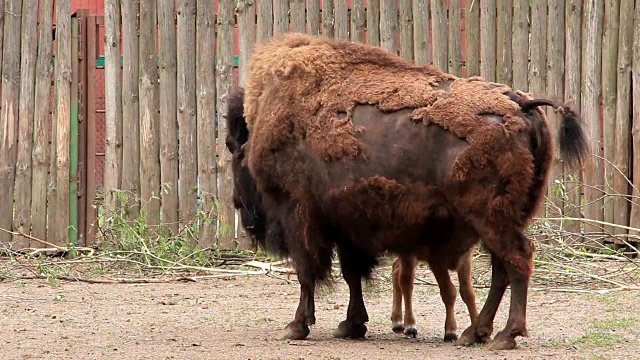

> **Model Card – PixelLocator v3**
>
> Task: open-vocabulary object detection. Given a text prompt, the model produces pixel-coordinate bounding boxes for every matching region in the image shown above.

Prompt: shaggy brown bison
[228,33,588,351]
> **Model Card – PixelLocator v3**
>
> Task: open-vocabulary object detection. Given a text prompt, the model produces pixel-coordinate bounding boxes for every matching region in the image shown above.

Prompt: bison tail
[226,87,249,144]
[520,99,590,169]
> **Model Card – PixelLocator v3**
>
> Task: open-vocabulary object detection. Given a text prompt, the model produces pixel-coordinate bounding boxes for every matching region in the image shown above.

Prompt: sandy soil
[1,264,639,360]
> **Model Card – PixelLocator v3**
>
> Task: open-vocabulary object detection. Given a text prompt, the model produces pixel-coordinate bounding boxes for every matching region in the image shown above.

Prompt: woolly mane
[244,33,548,198]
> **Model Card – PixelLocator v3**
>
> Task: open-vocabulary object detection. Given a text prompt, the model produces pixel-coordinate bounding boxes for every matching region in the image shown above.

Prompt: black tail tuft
[226,87,248,144]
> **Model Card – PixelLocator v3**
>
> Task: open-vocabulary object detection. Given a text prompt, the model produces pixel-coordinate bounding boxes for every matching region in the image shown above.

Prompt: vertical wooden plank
[76,10,89,246]
[448,0,462,76]
[512,0,529,91]
[121,0,141,221]
[257,0,274,41]
[465,0,480,76]
[217,0,237,248]
[69,15,80,246]
[177,0,198,237]
[630,0,640,238]
[307,0,321,36]
[431,0,447,70]
[85,16,98,247]
[14,0,39,248]
[334,0,349,40]
[0,1,4,76]
[529,1,547,96]
[104,0,123,215]
[496,0,513,85]
[274,0,289,35]
[290,0,306,33]
[399,0,413,60]
[32,0,55,242]
[602,0,621,237]
[564,0,583,238]
[413,0,430,65]
[350,0,365,43]
[480,0,496,82]
[322,0,334,38]
[581,0,605,235]
[613,0,634,237]
[0,0,22,245]
[546,0,566,221]
[238,0,256,85]
[139,0,161,226]
[158,0,178,234]
[366,0,380,46]
[54,0,72,245]
[380,0,397,54]
[196,0,217,247]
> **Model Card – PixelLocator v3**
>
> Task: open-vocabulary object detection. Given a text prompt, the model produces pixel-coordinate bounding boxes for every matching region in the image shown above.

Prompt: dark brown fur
[231,33,589,351]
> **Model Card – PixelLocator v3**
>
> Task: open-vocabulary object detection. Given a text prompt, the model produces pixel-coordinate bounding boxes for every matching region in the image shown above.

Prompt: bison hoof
[403,326,418,338]
[391,323,405,334]
[333,320,367,339]
[455,326,491,346]
[487,339,517,351]
[444,332,458,342]
[280,321,310,340]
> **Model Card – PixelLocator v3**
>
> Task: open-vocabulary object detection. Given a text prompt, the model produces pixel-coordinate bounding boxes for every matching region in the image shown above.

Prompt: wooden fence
[0,0,639,252]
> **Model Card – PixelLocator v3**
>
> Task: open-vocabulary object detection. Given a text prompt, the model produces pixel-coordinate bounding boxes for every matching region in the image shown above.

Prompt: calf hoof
[403,326,418,338]
[444,332,458,342]
[391,323,405,334]
[455,326,491,346]
[333,320,368,339]
[280,321,310,340]
[487,339,516,350]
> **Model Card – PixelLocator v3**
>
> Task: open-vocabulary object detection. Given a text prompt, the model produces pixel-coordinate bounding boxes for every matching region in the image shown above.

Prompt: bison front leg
[281,268,316,340]
[333,248,370,339]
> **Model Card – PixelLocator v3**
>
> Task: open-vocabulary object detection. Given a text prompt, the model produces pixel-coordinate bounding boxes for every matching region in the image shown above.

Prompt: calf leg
[390,257,405,333]
[457,252,479,324]
[429,261,459,342]
[456,252,508,346]
[399,255,418,337]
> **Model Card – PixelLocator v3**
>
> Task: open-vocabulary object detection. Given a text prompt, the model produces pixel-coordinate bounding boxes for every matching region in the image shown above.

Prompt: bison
[226,33,589,350]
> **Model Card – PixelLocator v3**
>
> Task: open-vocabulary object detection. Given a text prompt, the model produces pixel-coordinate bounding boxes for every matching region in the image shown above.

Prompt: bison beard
[227,33,589,351]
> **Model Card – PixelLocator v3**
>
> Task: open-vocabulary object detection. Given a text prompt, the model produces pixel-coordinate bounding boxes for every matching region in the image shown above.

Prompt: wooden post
[104,0,123,216]
[54,0,72,245]
[628,0,640,239]
[496,0,513,85]
[322,0,334,38]
[448,0,462,76]
[217,0,237,249]
[121,0,141,221]
[158,0,179,234]
[238,0,256,85]
[177,0,198,239]
[76,9,89,246]
[366,0,380,46]
[480,0,496,82]
[274,0,289,34]
[307,0,321,36]
[31,0,55,243]
[380,0,398,55]
[0,0,22,245]
[84,16,98,247]
[465,0,479,76]
[14,0,39,248]
[257,0,274,41]
[290,0,306,33]
[350,0,365,43]
[399,0,413,60]
[546,0,566,227]
[431,0,447,71]
[602,0,621,238]
[613,0,635,238]
[69,15,80,246]
[529,1,547,96]
[564,0,583,239]
[139,0,161,227]
[334,0,349,40]
[581,0,605,236]
[412,0,430,65]
[512,0,529,91]
[196,0,218,247]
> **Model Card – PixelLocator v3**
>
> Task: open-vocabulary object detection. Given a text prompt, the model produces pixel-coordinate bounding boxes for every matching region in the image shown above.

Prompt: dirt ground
[1,263,639,360]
